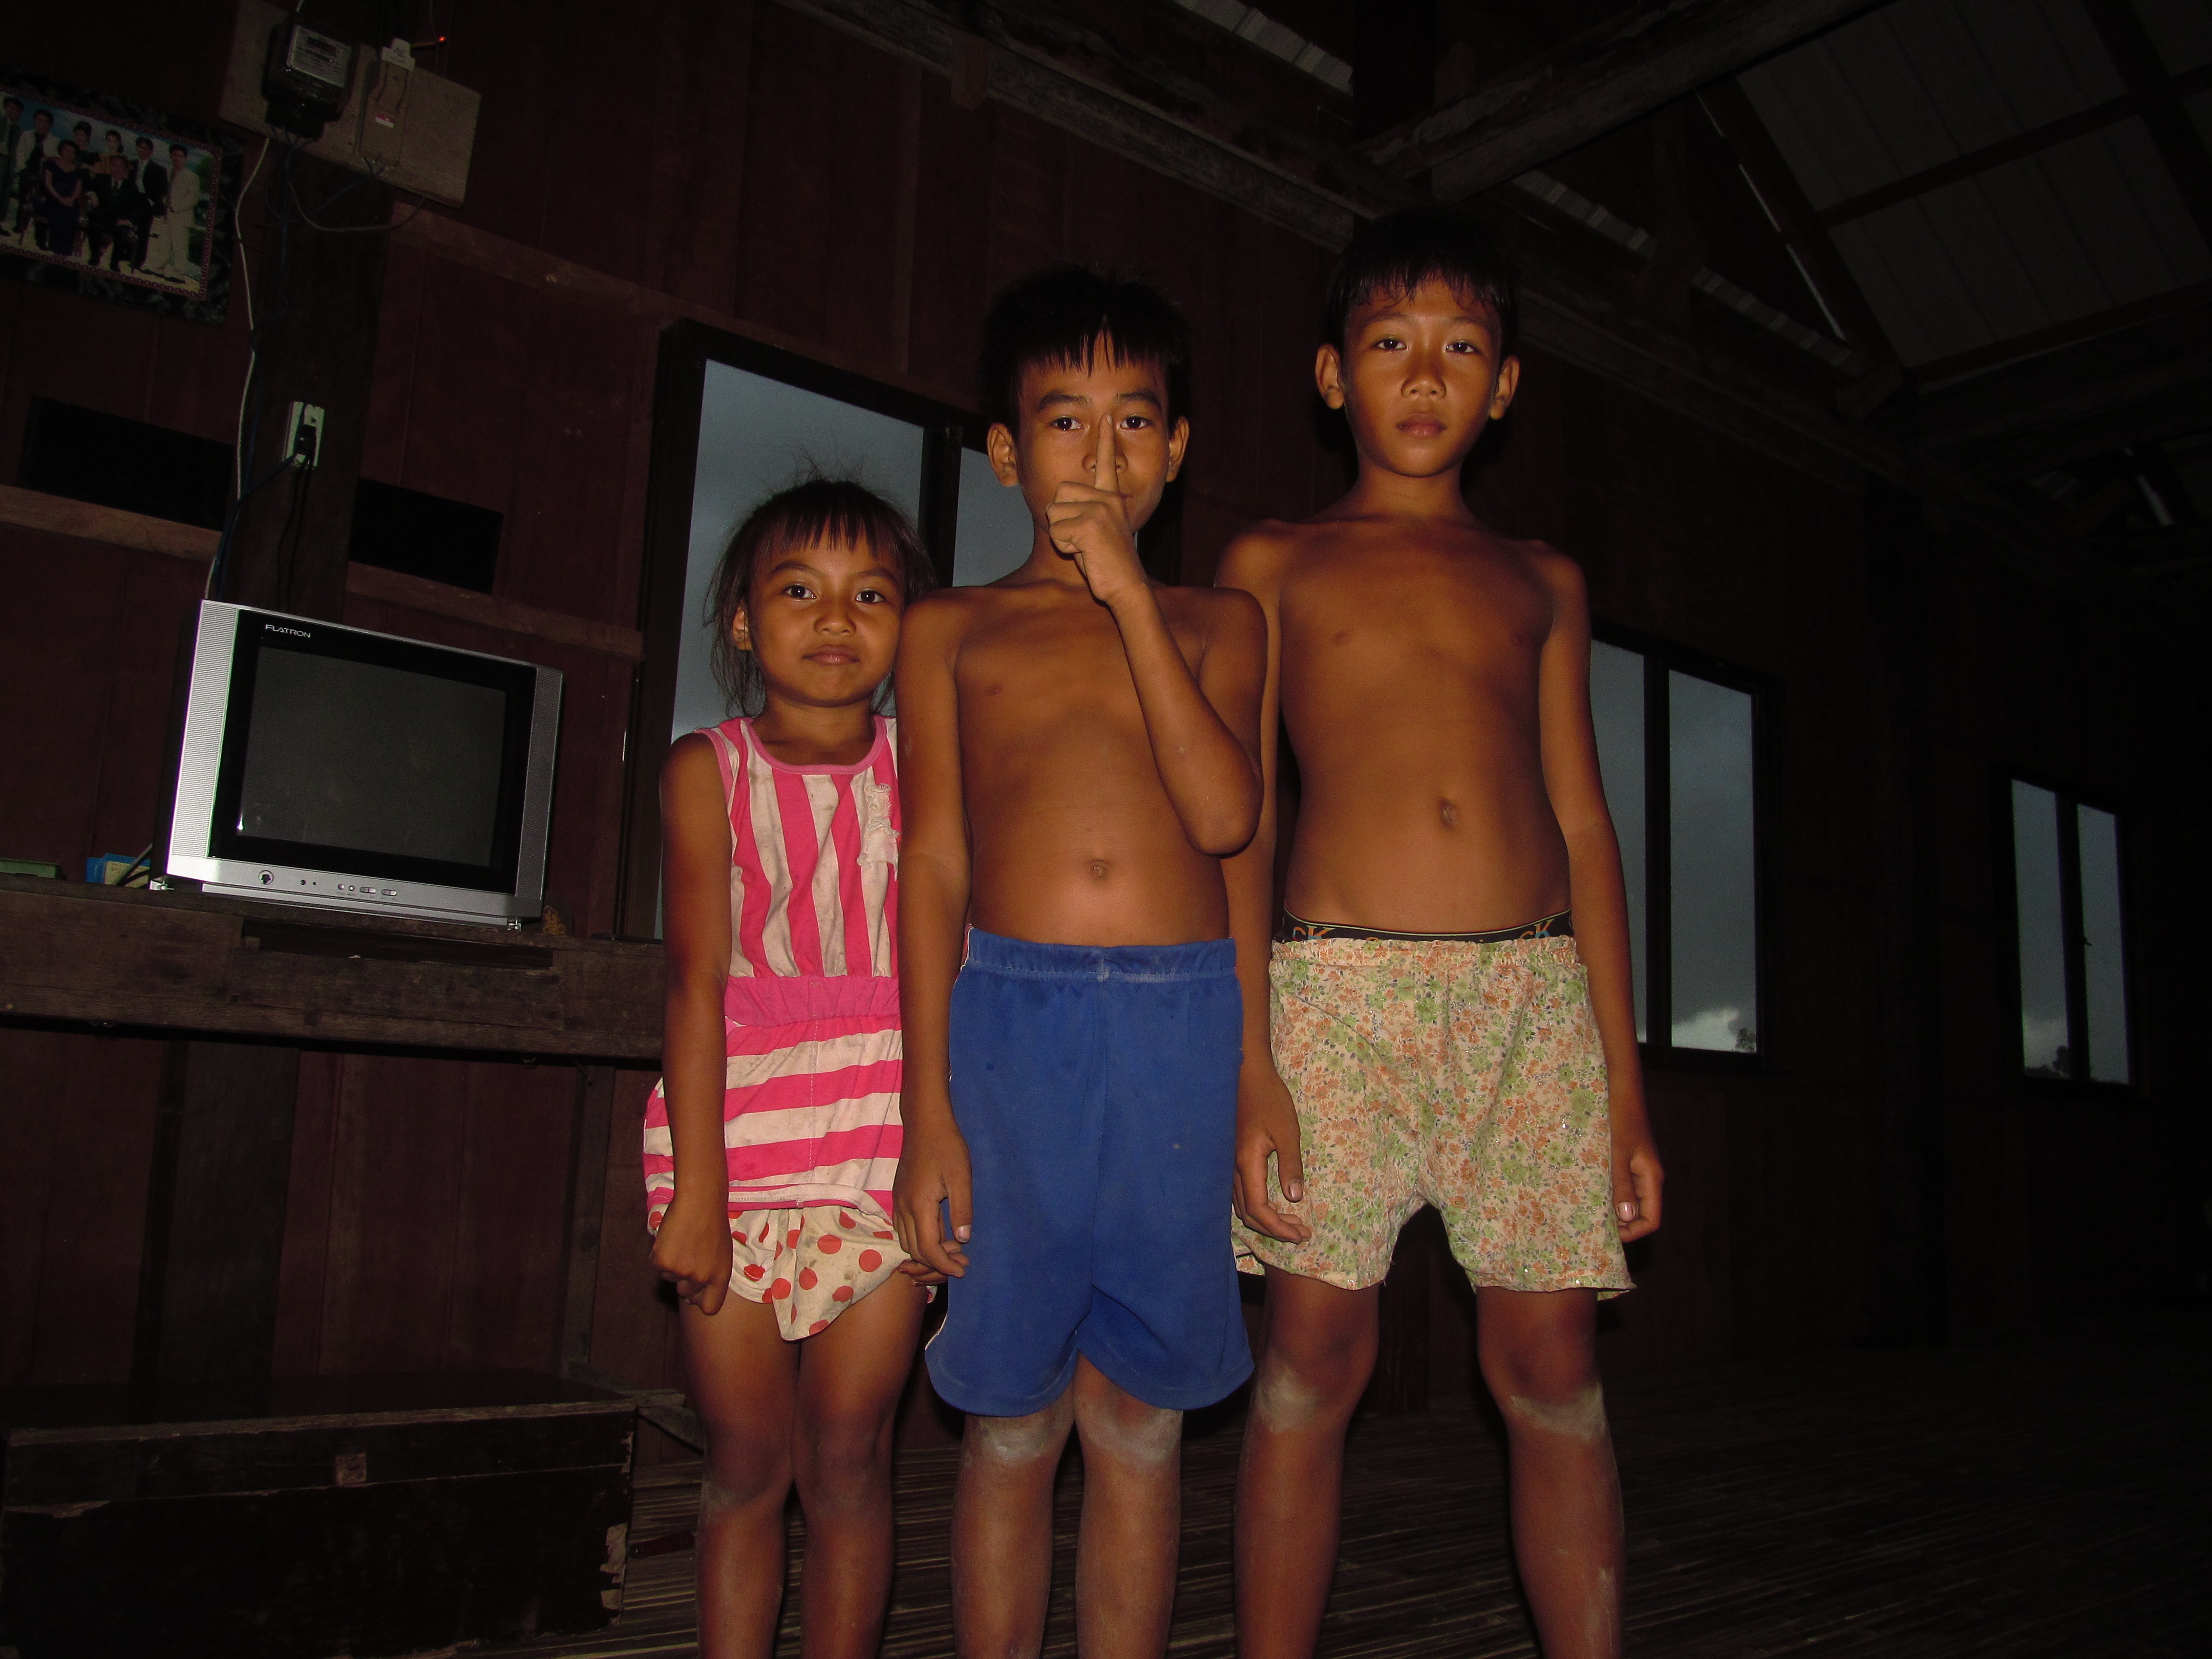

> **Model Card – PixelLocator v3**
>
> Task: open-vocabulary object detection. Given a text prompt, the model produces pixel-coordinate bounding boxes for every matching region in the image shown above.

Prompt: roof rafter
[1899,302,2212,477]
[1817,64,2212,229]
[1909,279,2212,386]
[1365,0,1882,201]
[1697,79,1897,393]
[2078,0,2212,251]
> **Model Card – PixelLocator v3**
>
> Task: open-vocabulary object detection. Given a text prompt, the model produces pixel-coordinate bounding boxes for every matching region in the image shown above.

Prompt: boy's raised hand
[1048,411,1148,608]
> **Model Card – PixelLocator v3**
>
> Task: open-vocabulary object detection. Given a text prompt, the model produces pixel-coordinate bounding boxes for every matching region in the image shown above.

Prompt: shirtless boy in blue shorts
[1218,209,1664,1659]
[895,266,1266,1659]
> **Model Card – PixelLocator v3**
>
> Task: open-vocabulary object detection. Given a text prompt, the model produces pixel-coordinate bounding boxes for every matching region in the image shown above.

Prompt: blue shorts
[925,929,1252,1416]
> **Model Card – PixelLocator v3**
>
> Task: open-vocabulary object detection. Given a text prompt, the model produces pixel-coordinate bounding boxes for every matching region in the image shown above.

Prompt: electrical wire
[210,135,273,599]
[209,138,303,601]
[288,158,431,234]
[206,69,432,602]
[229,136,270,504]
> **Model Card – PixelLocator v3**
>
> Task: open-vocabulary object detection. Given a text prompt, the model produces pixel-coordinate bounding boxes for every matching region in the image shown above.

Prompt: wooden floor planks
[484,1320,2209,1658]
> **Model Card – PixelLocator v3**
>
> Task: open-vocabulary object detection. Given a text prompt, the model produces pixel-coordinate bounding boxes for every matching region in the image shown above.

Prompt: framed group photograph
[0,69,241,323]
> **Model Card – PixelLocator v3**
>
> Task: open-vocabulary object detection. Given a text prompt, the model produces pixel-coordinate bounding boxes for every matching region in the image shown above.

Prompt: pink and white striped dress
[643,715,909,1338]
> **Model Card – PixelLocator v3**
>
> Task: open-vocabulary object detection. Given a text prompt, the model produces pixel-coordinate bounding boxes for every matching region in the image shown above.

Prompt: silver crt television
[158,602,563,926]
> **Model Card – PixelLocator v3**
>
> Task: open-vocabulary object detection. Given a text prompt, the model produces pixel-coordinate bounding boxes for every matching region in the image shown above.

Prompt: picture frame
[0,68,242,323]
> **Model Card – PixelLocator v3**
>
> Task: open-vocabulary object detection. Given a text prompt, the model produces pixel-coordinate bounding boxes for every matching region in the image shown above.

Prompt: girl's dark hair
[980,264,1192,432]
[705,474,935,715]
[1324,208,1519,356]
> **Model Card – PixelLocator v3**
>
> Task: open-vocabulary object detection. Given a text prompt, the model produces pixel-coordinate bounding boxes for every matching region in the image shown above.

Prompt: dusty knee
[1500,1380,1610,1443]
[964,1398,1072,1470]
[1250,1350,1362,1435]
[1076,1395,1182,1471]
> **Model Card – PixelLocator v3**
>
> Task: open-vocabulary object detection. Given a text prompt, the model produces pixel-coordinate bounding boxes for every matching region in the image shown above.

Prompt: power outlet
[285,401,326,469]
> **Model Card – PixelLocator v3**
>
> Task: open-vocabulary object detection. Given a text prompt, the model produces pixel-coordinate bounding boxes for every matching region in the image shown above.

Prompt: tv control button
[259,871,273,885]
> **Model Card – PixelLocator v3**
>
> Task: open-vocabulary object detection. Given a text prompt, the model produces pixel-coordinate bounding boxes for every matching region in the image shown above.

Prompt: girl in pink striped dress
[645,477,933,1658]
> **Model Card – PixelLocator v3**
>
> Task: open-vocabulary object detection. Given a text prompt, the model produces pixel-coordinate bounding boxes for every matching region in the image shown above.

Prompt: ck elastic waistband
[1277,909,1574,945]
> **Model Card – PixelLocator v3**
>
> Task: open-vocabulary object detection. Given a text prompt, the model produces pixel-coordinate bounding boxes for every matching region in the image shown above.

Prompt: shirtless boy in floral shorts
[1217,209,1664,1659]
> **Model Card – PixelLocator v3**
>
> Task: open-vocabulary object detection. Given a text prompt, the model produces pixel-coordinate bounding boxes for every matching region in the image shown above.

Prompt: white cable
[230,136,269,502]
[212,136,271,600]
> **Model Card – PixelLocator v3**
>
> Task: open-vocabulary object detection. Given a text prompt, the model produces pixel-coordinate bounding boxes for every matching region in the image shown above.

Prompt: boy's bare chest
[1280,553,1550,688]
[954,601,1199,742]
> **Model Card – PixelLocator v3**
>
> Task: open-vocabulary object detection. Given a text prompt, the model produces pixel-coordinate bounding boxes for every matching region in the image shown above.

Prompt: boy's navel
[1089,860,1111,880]
[1438,798,1460,828]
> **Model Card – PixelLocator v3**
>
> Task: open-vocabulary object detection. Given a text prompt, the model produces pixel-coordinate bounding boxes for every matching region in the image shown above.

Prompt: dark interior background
[1,1,2204,1443]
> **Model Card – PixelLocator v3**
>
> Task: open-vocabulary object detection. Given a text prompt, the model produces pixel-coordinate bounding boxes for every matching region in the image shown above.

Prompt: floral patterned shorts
[726,1204,916,1340]
[1235,935,1632,1298]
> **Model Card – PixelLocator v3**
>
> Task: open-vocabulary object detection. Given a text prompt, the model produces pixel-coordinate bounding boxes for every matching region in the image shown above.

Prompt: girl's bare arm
[652,734,738,1310]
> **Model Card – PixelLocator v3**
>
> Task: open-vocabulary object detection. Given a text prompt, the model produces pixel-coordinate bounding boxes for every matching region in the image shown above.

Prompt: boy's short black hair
[1324,208,1519,357]
[980,264,1192,433]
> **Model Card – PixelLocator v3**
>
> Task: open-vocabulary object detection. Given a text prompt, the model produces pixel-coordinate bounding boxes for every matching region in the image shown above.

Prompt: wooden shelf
[0,484,644,662]
[0,876,662,1062]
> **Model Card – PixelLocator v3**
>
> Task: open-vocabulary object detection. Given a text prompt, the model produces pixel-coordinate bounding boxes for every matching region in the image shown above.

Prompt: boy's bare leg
[791,1277,927,1659]
[1071,1357,1184,1658]
[952,1384,1077,1658]
[682,1294,800,1659]
[1476,1286,1623,1659]
[1233,1272,1381,1659]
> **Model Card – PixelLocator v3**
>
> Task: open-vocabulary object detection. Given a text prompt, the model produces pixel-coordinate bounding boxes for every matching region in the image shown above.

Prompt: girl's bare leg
[1476,1286,1622,1659]
[790,1275,928,1659]
[682,1291,799,1659]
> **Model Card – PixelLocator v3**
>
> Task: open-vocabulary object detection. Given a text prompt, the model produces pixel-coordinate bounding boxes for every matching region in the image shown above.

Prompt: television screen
[237,649,511,867]
[162,603,563,926]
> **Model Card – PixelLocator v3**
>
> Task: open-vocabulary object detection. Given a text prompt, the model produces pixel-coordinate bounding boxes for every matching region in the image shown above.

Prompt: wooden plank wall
[1,0,2203,1414]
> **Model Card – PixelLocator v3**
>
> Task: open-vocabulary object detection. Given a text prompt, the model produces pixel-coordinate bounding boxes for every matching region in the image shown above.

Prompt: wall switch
[359,58,410,167]
[286,402,326,469]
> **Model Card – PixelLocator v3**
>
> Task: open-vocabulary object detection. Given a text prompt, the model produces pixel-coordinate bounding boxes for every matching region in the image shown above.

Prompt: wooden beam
[0,483,645,661]
[0,877,665,1061]
[1817,65,2212,229]
[770,0,1406,245]
[1938,379,2212,480]
[1367,0,1881,201]
[1903,302,2212,458]
[2079,0,2212,252]
[1698,80,1897,380]
[345,563,646,661]
[144,1040,304,1385]
[0,483,220,562]
[221,150,393,622]
[1909,279,2212,387]
[556,1066,618,1380]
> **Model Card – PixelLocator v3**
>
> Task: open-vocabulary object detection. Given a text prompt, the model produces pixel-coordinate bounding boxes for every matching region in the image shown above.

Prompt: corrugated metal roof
[2137,0,2212,74]
[1740,0,2212,369]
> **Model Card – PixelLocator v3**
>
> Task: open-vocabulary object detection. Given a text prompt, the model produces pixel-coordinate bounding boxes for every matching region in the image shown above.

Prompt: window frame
[614,321,983,936]
[1997,769,2138,1099]
[1592,620,1780,1075]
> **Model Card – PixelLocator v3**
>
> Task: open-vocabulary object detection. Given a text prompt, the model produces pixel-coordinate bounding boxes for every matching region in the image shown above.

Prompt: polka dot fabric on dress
[725,1204,918,1338]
